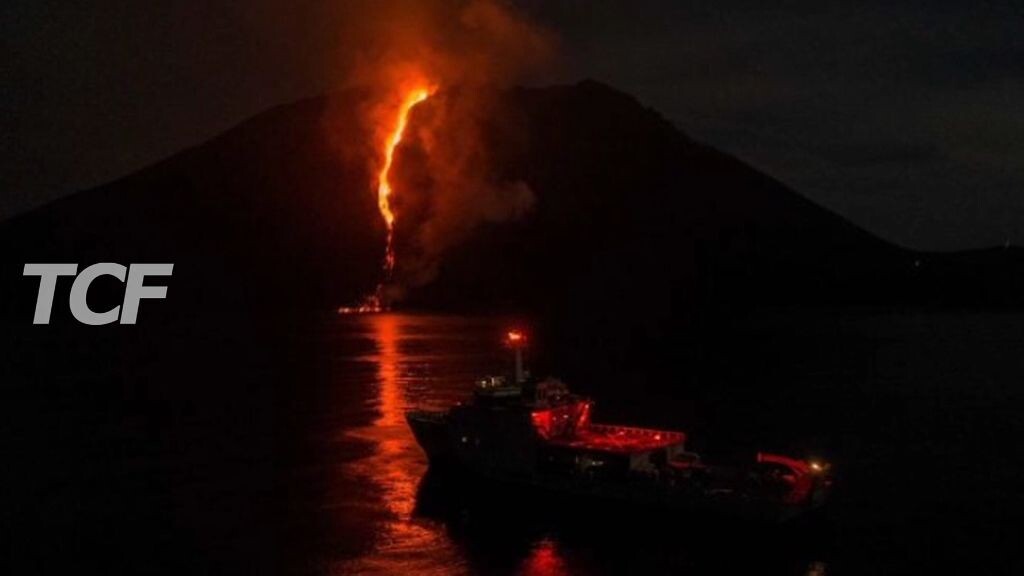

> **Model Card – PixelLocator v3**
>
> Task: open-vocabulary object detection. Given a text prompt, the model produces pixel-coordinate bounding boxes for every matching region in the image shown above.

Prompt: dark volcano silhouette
[0,91,383,323]
[3,80,1021,327]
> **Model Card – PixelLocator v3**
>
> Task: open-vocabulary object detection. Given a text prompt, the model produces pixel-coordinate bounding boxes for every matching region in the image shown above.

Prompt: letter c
[69,263,126,325]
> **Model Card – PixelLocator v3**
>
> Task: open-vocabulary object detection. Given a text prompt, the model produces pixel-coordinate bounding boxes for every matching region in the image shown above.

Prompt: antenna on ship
[505,329,528,384]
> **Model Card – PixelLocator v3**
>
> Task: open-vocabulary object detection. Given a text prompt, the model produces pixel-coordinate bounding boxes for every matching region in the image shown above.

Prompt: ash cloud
[324,0,554,300]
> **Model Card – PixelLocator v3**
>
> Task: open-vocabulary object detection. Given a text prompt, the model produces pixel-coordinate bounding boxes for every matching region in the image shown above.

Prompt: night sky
[3,1,1021,250]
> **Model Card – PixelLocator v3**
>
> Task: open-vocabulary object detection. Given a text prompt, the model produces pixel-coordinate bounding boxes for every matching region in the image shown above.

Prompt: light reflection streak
[334,314,467,576]
[519,538,570,576]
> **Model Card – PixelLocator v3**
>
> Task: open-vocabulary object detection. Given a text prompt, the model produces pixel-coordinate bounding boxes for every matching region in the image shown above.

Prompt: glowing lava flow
[377,87,432,277]
[339,86,433,315]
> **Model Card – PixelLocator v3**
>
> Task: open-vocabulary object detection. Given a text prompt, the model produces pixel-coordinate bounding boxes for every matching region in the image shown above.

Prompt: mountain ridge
[1,80,1021,327]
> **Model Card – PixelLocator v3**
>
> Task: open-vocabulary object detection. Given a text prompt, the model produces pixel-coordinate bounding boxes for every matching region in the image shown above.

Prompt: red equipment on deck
[531,400,686,454]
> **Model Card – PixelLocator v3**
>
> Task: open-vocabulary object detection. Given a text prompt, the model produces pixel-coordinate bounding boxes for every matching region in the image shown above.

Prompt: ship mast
[506,330,528,384]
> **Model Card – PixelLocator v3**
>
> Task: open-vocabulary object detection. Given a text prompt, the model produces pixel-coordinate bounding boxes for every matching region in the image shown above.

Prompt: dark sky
[3,1,1021,250]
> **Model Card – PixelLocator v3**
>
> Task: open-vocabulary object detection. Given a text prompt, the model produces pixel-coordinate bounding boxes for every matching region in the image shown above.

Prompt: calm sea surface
[7,312,1022,574]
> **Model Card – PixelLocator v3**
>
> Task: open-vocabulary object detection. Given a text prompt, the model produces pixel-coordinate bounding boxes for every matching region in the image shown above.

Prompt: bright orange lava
[338,85,434,316]
[377,87,433,277]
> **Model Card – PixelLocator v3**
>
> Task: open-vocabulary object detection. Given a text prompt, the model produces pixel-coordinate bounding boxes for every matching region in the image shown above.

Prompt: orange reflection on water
[519,538,570,576]
[335,314,466,576]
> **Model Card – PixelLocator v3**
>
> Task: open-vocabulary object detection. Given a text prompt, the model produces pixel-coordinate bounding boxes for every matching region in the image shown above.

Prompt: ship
[406,330,832,523]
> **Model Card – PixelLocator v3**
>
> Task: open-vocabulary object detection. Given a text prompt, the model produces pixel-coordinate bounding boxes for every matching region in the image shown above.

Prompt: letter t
[23,264,78,324]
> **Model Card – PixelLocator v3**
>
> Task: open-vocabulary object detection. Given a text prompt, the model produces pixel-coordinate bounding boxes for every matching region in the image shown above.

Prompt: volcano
[2,80,1021,326]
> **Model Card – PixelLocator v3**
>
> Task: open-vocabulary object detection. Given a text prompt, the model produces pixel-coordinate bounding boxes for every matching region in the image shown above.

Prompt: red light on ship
[531,410,553,439]
[506,330,526,346]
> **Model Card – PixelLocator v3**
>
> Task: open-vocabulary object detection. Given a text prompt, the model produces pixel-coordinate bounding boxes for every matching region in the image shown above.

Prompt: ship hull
[415,456,830,526]
[442,464,827,524]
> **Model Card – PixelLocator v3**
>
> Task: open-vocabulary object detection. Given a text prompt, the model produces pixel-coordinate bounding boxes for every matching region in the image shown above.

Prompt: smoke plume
[325,1,554,301]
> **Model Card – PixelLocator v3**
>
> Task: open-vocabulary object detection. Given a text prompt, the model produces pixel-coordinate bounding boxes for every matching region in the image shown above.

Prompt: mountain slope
[2,80,1021,326]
